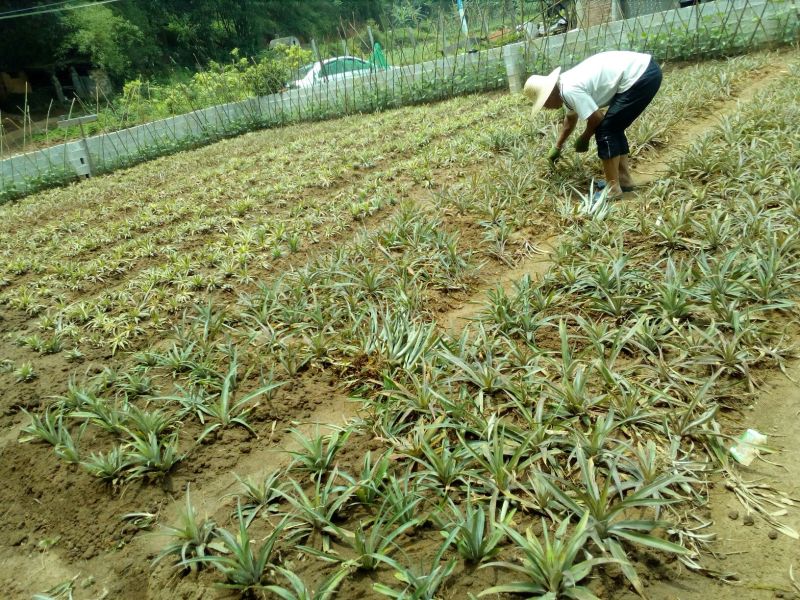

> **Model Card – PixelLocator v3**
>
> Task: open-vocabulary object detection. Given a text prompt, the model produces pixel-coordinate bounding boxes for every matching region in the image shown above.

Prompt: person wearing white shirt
[523,51,662,199]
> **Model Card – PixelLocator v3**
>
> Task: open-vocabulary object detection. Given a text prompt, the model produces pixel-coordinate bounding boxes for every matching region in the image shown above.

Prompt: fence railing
[0,0,797,202]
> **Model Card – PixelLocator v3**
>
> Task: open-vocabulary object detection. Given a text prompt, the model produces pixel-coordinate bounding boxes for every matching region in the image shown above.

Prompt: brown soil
[439,235,557,334]
[632,63,793,186]
[1,55,798,600]
[617,360,800,600]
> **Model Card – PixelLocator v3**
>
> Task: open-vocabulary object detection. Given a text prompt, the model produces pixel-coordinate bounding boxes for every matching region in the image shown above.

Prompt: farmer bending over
[524,51,662,199]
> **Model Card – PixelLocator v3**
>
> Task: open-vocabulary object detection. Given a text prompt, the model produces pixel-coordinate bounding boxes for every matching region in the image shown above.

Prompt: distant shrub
[119,46,313,120]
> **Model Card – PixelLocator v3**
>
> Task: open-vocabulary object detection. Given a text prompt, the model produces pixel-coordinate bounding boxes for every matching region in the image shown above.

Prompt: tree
[0,0,397,83]
[0,1,67,71]
[59,4,150,80]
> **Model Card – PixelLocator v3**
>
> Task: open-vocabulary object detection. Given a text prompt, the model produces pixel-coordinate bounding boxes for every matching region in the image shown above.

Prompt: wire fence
[0,0,797,202]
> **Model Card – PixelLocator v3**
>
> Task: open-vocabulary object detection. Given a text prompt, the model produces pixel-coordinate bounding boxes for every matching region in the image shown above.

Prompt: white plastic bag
[730,429,768,466]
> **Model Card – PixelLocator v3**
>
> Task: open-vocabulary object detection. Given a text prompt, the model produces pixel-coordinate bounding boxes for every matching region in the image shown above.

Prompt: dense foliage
[0,0,461,79]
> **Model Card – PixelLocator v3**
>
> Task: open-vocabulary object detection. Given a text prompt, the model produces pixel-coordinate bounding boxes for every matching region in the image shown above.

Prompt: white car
[290,56,385,89]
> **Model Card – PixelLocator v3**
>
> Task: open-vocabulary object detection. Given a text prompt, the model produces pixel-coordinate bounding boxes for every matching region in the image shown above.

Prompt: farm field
[1,48,799,600]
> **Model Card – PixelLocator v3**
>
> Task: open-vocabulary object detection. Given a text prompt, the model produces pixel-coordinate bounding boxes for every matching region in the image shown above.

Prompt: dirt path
[439,236,557,334]
[634,63,791,185]
[152,390,355,530]
[620,359,800,600]
[0,381,360,599]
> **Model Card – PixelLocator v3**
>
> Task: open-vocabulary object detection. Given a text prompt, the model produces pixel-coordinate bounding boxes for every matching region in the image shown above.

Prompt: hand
[547,146,562,163]
[573,137,590,153]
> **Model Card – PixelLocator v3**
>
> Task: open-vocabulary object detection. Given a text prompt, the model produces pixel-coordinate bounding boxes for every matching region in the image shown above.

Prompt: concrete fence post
[58,114,98,178]
[503,43,526,93]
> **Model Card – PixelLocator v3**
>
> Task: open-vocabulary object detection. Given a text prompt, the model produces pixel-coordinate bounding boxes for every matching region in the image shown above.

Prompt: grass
[7,48,800,598]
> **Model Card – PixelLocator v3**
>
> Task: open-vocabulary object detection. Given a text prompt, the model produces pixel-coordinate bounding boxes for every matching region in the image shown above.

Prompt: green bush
[116,46,312,122]
[245,45,312,96]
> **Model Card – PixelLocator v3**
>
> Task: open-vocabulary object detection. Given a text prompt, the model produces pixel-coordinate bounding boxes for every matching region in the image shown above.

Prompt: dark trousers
[595,59,662,159]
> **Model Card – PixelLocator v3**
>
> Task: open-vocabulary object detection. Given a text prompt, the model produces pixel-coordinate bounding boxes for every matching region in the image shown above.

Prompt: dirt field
[1,49,799,600]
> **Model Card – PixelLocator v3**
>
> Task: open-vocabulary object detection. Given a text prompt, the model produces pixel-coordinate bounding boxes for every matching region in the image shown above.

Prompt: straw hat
[523,67,561,117]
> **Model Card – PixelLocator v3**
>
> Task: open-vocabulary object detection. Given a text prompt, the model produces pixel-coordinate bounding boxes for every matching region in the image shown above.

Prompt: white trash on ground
[730,429,768,466]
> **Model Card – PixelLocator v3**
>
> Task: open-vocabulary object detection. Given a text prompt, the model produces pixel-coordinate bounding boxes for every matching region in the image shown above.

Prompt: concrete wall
[1,0,796,197]
[622,0,680,18]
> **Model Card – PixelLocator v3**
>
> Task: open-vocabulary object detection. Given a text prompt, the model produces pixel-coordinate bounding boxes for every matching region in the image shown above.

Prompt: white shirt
[559,51,651,120]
